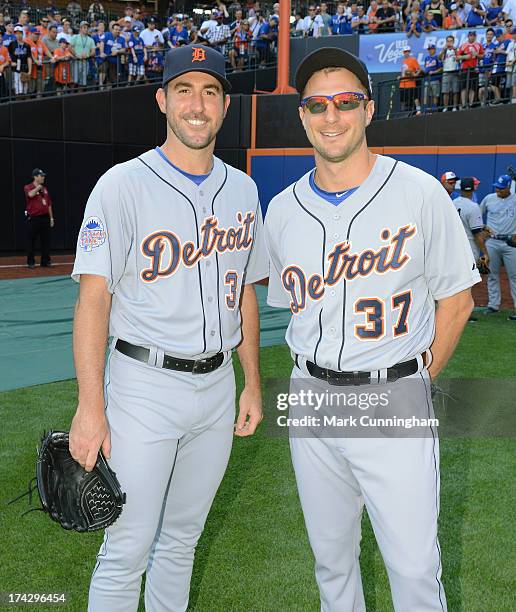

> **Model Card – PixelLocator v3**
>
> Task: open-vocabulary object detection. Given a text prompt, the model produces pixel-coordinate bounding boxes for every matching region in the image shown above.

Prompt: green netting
[0,278,289,392]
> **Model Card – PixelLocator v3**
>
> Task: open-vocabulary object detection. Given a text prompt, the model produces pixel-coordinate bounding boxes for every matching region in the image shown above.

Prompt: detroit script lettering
[282,225,417,313]
[140,211,255,283]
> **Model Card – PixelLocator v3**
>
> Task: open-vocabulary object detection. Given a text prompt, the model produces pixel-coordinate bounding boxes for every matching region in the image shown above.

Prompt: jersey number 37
[354,290,412,340]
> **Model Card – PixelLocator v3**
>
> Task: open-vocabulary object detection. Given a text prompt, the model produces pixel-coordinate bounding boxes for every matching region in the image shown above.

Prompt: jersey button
[333,214,340,220]
[202,207,207,213]
[206,260,211,267]
[333,233,339,239]
[210,330,216,336]
[329,326,336,334]
[200,190,204,196]
[330,290,336,297]
[208,296,213,302]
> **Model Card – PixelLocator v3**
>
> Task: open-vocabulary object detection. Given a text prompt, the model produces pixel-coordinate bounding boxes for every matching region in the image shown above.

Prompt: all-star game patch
[80,216,106,252]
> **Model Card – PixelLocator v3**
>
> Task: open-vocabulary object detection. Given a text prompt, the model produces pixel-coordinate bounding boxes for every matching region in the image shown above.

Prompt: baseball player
[69,45,268,611]
[264,48,480,611]
[480,174,516,319]
[453,177,489,261]
[440,170,460,200]
[453,177,489,322]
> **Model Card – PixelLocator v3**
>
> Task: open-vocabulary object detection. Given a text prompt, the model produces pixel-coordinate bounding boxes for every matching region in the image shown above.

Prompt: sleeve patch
[80,216,106,252]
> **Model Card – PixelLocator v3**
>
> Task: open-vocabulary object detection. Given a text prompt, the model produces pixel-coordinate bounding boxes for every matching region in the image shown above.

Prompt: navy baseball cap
[427,43,436,49]
[30,27,39,33]
[162,45,231,93]
[495,28,504,36]
[295,47,372,99]
[493,174,512,189]
[32,168,46,177]
[460,177,475,192]
[132,25,141,31]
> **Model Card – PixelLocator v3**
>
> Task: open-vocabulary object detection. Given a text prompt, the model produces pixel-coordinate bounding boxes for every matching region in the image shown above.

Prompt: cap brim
[295,47,371,98]
[163,68,231,93]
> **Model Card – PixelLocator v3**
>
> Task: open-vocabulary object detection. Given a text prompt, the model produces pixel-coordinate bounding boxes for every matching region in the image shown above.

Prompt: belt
[115,339,225,374]
[300,356,421,386]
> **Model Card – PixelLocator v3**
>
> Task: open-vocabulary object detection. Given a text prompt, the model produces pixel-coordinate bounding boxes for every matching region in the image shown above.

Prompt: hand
[479,254,489,267]
[50,218,54,228]
[69,402,111,472]
[234,385,263,437]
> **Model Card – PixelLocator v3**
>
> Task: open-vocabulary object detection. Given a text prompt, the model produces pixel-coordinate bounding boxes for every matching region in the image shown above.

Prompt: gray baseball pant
[486,239,516,309]
[88,347,235,612]
[289,364,447,612]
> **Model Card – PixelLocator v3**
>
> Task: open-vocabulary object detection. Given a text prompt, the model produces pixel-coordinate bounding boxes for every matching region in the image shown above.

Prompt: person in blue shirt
[331,4,353,35]
[164,16,189,49]
[478,27,498,104]
[127,25,146,84]
[491,28,511,101]
[485,0,503,26]
[466,0,487,28]
[421,8,438,32]
[92,20,108,89]
[103,22,126,86]
[405,12,422,37]
[422,43,442,110]
[256,17,271,67]
[2,22,16,47]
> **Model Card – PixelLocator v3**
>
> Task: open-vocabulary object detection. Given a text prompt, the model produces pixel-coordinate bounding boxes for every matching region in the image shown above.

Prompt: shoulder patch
[80,216,106,252]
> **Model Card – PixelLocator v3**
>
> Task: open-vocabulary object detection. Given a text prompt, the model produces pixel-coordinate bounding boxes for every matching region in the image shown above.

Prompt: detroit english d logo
[192,47,206,62]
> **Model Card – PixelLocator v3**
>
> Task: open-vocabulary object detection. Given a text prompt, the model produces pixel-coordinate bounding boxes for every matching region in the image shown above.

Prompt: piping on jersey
[338,160,399,369]
[210,164,228,354]
[292,181,327,366]
[289,160,400,369]
[136,157,210,354]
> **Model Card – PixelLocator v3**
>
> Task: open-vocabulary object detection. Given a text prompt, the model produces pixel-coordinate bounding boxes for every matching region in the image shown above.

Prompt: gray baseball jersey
[479,192,516,236]
[264,155,481,372]
[453,195,484,259]
[72,149,268,358]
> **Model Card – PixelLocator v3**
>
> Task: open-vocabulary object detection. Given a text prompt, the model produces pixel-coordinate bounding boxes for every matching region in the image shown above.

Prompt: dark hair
[486,27,495,34]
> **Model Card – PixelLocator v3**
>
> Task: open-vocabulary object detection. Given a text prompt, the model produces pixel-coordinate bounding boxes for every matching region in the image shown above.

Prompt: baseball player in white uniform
[264,48,480,612]
[453,176,489,260]
[69,45,268,611]
[479,174,516,319]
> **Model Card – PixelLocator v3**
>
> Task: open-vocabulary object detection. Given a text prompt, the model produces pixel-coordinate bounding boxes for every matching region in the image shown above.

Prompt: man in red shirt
[457,30,484,108]
[24,168,55,268]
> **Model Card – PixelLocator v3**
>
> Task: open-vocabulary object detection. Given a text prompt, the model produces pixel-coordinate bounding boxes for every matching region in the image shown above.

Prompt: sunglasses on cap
[300,91,368,114]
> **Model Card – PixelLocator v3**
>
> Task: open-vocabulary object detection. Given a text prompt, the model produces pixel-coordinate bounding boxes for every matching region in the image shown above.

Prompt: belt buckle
[330,370,360,386]
[191,357,210,374]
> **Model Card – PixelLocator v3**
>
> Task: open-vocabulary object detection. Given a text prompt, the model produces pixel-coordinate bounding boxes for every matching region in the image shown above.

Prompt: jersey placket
[195,185,221,355]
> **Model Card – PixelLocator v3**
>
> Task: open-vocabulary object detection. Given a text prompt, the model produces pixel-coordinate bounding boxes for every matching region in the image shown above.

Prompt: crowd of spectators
[1,0,516,103]
[398,26,515,115]
[290,0,516,36]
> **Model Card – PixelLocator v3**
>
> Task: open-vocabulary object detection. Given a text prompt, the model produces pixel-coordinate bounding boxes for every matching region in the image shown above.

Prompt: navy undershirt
[155,147,211,186]
[309,170,359,206]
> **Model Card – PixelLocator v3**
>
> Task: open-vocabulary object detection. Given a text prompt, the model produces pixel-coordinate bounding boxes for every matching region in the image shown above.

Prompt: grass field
[1,312,515,611]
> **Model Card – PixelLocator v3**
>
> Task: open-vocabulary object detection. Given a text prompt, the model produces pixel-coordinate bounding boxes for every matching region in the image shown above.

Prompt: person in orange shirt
[367,0,379,32]
[25,28,53,96]
[443,3,463,29]
[36,16,50,39]
[53,38,73,94]
[0,45,10,100]
[398,45,422,114]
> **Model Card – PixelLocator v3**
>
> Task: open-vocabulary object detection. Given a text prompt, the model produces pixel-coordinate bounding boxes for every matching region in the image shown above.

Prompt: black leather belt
[115,339,225,374]
[301,356,420,386]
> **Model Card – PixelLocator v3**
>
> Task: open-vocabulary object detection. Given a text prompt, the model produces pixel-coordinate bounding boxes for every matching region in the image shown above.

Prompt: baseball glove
[9,431,125,532]
[476,256,490,275]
